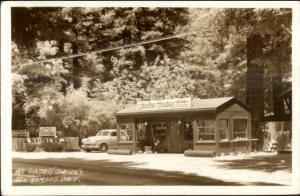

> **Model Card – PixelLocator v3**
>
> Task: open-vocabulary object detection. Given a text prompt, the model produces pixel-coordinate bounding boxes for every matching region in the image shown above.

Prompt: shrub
[42,142,65,152]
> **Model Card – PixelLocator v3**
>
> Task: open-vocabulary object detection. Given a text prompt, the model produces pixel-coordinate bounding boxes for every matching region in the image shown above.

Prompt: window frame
[119,122,134,143]
[135,121,146,144]
[219,118,230,142]
[184,121,194,141]
[196,120,216,143]
[232,117,248,140]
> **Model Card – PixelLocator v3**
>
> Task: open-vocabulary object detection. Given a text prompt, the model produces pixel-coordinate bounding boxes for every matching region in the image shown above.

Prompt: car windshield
[96,130,110,136]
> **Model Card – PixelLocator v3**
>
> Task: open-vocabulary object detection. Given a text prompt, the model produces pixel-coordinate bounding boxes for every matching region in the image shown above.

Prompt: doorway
[169,122,183,153]
[151,122,168,152]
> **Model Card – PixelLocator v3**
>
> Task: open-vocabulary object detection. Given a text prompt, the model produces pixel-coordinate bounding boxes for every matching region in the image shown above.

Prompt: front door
[169,122,183,153]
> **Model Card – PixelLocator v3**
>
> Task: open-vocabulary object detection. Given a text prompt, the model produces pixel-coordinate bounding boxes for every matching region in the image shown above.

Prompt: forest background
[11,8,291,146]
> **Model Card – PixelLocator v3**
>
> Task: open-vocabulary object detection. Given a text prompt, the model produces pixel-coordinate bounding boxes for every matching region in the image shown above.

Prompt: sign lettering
[137,97,192,111]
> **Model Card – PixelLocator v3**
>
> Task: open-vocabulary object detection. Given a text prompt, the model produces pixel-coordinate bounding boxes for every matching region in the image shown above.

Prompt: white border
[1,1,299,8]
[1,1,300,195]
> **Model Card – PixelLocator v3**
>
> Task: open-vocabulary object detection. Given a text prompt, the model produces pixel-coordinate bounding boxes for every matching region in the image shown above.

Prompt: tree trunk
[58,39,64,55]
[71,14,81,89]
[57,39,69,95]
[72,41,81,89]
[246,34,264,150]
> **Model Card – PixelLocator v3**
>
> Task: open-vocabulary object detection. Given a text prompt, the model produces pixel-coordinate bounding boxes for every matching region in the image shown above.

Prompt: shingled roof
[116,97,250,116]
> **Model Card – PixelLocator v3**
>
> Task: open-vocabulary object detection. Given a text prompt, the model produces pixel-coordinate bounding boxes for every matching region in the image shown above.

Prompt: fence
[12,137,80,152]
[12,138,27,151]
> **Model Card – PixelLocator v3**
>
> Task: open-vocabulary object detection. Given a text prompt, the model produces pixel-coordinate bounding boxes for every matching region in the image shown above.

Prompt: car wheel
[85,149,91,152]
[100,143,108,152]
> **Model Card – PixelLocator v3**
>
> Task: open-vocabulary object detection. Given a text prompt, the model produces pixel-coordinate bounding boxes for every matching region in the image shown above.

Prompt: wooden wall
[216,103,252,153]
[117,111,217,153]
[116,103,252,154]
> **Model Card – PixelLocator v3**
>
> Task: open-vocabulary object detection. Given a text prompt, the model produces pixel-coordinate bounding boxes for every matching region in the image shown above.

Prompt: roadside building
[262,87,292,153]
[115,97,256,154]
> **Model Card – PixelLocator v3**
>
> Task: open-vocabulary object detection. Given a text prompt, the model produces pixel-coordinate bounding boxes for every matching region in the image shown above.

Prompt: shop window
[233,119,247,140]
[119,123,133,142]
[219,119,229,142]
[135,122,146,143]
[152,122,167,141]
[184,122,193,141]
[197,120,215,141]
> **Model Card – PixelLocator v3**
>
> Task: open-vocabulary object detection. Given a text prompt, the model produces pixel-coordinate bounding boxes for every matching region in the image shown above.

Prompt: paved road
[13,157,240,186]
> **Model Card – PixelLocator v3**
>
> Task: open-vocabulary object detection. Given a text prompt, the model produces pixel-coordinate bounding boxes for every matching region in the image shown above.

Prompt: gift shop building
[115,97,255,154]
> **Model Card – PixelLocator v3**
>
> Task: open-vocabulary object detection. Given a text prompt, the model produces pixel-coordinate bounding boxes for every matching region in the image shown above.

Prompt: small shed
[115,97,253,154]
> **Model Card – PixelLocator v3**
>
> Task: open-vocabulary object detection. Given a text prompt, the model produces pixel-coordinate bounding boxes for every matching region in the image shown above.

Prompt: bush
[42,142,65,152]
[25,143,36,152]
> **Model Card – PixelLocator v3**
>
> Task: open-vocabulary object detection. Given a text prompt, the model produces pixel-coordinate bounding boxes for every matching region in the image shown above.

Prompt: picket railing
[12,137,80,152]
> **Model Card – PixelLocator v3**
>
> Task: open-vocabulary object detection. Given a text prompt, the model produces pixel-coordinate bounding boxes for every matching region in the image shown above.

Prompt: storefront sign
[137,97,192,110]
[39,127,56,137]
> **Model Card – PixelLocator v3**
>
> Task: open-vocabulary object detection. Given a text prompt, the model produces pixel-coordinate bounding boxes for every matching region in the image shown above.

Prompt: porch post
[192,120,197,150]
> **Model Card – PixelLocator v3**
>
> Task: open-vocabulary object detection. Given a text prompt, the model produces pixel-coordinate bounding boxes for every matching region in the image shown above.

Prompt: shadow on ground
[216,154,291,172]
[12,157,244,186]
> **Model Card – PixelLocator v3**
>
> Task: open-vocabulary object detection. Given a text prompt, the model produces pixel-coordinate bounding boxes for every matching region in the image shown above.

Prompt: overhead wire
[13,10,291,67]
[13,31,196,67]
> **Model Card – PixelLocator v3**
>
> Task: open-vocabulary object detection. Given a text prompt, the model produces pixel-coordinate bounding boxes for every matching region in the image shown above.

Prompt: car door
[109,130,118,148]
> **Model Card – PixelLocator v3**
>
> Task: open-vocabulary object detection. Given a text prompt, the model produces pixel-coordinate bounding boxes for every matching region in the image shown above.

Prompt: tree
[177,8,291,149]
[12,7,190,88]
[96,56,197,103]
[222,8,291,149]
[12,38,69,132]
[12,7,291,144]
[179,9,248,100]
[246,34,264,146]
[11,7,190,135]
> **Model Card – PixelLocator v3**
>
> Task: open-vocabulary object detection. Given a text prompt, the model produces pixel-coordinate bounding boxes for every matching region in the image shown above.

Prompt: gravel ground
[12,151,292,185]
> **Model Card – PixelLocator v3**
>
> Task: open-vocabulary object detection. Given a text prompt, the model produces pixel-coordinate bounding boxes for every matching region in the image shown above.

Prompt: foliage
[91,56,197,105]
[12,7,189,81]
[57,86,121,137]
[11,7,291,139]
[12,73,28,129]
[181,8,291,111]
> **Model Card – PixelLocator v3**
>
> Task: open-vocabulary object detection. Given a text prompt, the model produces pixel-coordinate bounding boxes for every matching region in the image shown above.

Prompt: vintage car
[81,129,128,152]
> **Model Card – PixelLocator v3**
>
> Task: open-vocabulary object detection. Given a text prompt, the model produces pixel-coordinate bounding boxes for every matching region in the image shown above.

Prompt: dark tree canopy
[11,7,292,145]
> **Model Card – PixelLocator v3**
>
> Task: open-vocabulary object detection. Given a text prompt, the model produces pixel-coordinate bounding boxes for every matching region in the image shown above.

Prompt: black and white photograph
[1,1,300,195]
